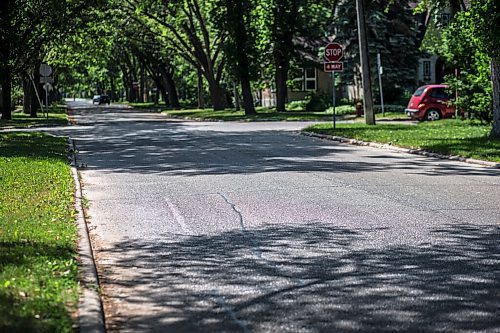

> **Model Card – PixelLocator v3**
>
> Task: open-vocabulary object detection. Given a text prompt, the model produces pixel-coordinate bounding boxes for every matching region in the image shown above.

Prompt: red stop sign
[324,43,343,62]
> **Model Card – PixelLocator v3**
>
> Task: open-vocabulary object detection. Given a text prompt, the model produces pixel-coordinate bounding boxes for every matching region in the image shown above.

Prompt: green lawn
[164,107,336,121]
[0,132,78,333]
[127,102,160,109]
[0,106,68,129]
[305,119,500,163]
[161,104,408,122]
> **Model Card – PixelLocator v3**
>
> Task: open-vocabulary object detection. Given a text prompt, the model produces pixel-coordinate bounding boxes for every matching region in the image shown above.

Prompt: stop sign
[324,43,343,62]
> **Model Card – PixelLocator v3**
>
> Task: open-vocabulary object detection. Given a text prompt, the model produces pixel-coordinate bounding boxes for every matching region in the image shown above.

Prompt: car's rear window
[429,88,451,99]
[413,86,426,97]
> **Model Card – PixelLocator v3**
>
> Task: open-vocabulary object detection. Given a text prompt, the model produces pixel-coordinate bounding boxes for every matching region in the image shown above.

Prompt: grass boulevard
[0,106,69,129]
[161,106,500,163]
[0,103,498,332]
[0,132,78,333]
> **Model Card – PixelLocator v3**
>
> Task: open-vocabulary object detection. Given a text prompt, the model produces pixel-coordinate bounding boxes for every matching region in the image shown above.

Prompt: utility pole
[377,53,385,117]
[356,0,376,125]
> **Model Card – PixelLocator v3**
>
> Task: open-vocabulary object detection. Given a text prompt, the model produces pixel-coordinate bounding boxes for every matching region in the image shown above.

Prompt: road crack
[217,192,262,259]
[217,192,310,287]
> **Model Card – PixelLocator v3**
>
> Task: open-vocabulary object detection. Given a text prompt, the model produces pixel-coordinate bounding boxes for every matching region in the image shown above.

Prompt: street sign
[43,82,53,91]
[324,62,344,72]
[324,43,343,62]
[323,42,344,130]
[39,64,53,77]
[40,76,54,84]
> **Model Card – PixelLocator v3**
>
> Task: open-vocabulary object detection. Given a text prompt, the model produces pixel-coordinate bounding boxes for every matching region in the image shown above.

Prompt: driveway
[65,101,500,333]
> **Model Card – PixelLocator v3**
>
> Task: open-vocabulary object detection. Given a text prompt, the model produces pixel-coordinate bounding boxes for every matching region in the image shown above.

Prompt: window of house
[423,61,431,78]
[305,68,317,91]
[291,69,305,92]
[441,13,451,26]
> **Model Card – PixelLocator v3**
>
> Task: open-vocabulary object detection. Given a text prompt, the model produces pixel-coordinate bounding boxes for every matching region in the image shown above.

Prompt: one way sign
[324,62,343,72]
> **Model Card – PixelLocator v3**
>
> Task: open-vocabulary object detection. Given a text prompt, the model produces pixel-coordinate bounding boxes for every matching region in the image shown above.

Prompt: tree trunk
[156,64,179,108]
[164,70,180,109]
[22,73,40,117]
[159,85,168,106]
[449,0,463,17]
[490,58,500,138]
[0,0,12,120]
[197,68,204,109]
[110,76,116,102]
[140,66,147,103]
[275,62,288,113]
[126,71,137,103]
[23,75,31,114]
[149,72,168,106]
[123,79,130,102]
[241,77,256,115]
[208,80,227,111]
[120,66,131,102]
[233,83,240,111]
[356,0,376,125]
[1,66,12,120]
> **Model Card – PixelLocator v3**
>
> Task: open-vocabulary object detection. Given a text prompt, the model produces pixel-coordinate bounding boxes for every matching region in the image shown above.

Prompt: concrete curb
[70,139,106,333]
[301,131,500,169]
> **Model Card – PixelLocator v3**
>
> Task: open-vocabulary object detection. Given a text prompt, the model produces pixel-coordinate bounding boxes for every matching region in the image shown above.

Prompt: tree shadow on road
[52,116,500,178]
[98,223,500,333]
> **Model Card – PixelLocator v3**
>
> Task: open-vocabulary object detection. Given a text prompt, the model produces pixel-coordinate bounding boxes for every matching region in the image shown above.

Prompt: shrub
[305,92,328,112]
[287,100,307,111]
[327,105,356,115]
[339,97,351,106]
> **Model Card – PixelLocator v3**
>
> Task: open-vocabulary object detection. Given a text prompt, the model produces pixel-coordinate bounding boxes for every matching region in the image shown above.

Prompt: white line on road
[165,198,192,235]
[165,197,249,331]
[211,289,252,333]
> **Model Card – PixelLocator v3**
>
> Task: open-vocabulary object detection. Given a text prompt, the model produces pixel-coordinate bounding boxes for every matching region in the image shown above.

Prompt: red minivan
[405,84,456,121]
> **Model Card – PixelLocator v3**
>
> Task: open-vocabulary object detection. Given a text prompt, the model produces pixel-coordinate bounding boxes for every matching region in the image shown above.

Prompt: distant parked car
[405,84,455,121]
[92,95,110,105]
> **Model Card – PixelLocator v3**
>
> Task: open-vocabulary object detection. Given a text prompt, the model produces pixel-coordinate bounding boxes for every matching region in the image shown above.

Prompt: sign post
[39,64,53,119]
[324,43,344,129]
[377,53,385,117]
[332,72,336,129]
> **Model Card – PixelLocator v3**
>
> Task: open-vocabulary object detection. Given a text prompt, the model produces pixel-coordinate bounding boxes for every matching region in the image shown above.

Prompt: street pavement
[61,100,500,332]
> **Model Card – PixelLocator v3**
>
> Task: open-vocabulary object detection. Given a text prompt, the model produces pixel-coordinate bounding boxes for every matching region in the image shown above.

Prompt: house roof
[293,36,336,65]
[408,0,470,10]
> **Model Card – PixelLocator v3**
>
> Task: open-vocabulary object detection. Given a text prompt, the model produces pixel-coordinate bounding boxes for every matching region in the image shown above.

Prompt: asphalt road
[65,100,500,333]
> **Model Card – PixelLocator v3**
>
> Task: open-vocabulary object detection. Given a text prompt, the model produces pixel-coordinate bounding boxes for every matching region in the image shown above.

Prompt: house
[259,2,461,107]
[412,3,457,86]
[260,66,335,108]
[260,37,340,107]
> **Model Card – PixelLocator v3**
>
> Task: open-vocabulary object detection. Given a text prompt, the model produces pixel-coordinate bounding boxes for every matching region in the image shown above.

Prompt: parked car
[92,95,110,105]
[405,84,455,121]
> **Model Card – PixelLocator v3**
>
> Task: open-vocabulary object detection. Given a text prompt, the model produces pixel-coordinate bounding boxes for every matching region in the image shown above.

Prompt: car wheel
[425,109,441,121]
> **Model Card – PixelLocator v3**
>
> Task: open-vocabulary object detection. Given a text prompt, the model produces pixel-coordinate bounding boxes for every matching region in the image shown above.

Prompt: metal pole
[332,71,336,129]
[44,84,49,119]
[377,53,385,117]
[455,68,459,118]
[29,74,44,116]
